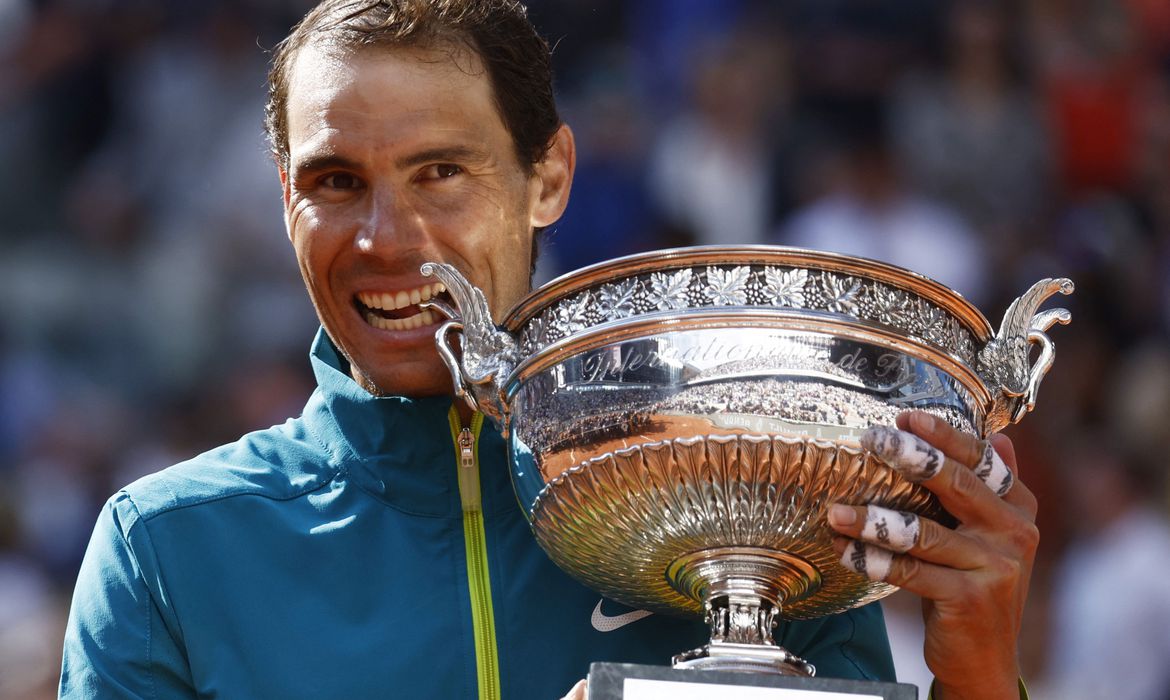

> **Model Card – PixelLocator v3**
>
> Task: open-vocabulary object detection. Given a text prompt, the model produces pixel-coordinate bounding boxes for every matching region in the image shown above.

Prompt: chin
[355,364,455,399]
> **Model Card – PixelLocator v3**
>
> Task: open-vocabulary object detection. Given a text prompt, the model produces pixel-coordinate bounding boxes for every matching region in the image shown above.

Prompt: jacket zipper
[448,408,500,700]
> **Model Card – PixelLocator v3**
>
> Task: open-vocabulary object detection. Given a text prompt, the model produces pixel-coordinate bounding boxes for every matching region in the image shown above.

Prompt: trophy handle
[978,278,1074,433]
[420,262,519,434]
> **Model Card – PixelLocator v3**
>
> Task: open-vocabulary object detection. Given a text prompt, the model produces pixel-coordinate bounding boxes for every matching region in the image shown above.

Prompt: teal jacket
[60,331,895,698]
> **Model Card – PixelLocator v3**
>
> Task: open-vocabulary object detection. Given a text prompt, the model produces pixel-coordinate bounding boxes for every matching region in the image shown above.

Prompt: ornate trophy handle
[420,262,519,434]
[979,278,1074,433]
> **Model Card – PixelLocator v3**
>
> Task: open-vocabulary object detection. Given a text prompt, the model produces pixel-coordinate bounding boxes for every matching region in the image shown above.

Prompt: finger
[972,438,1014,497]
[561,679,587,700]
[838,539,895,582]
[862,424,945,482]
[897,413,1039,519]
[829,504,919,553]
[828,504,989,569]
[861,426,1009,525]
[895,412,981,463]
[895,412,1014,495]
[835,538,975,600]
[895,411,992,471]
[861,505,919,552]
[987,431,1016,469]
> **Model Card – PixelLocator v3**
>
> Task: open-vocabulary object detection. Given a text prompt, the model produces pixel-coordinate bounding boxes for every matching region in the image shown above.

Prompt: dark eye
[322,173,361,190]
[421,163,463,181]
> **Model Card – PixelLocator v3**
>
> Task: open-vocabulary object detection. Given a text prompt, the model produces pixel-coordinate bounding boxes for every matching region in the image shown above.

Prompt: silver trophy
[421,246,1071,687]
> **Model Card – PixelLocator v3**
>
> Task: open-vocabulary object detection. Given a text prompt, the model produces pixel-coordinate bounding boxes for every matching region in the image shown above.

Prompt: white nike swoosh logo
[591,599,653,632]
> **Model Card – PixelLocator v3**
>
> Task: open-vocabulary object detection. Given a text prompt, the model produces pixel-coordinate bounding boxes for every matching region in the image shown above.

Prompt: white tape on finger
[861,506,919,553]
[861,426,945,482]
[841,540,893,582]
[974,440,1014,497]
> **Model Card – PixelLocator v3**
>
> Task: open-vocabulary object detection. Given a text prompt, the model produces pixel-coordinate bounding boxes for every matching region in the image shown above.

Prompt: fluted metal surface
[531,433,944,620]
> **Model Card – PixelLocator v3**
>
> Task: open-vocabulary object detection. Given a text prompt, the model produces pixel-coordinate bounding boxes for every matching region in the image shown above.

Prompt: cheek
[287,204,338,290]
[496,180,540,291]
[429,183,520,255]
[485,225,535,314]
[286,197,315,249]
[420,178,537,309]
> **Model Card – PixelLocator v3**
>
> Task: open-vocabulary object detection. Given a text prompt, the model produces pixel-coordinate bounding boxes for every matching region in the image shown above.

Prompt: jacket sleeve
[779,602,897,682]
[59,493,196,699]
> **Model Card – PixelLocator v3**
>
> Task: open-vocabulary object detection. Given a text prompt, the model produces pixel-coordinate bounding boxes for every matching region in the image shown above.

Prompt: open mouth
[355,282,448,331]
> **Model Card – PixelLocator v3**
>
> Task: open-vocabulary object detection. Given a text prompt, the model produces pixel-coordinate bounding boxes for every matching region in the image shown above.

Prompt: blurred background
[2,0,1169,698]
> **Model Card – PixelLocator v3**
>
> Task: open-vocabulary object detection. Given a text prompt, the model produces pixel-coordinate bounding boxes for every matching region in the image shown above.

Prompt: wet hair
[264,0,560,174]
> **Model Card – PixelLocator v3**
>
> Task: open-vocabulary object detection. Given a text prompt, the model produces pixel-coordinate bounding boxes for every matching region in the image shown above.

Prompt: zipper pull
[459,427,475,470]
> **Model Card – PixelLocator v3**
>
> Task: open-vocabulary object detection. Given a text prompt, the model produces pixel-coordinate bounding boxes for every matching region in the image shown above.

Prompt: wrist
[930,677,1027,700]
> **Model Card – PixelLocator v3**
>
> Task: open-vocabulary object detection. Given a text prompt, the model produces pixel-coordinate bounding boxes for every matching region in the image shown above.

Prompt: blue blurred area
[2,1,1170,698]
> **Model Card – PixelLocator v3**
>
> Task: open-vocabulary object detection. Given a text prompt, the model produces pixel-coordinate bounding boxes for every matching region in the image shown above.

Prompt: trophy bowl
[421,245,1071,676]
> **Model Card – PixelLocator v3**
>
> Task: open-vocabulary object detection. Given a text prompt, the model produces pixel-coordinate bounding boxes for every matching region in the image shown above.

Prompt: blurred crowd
[2,0,1170,698]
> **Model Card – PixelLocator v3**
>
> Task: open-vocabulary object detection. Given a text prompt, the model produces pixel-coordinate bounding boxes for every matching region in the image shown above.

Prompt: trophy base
[672,641,815,676]
[587,662,916,700]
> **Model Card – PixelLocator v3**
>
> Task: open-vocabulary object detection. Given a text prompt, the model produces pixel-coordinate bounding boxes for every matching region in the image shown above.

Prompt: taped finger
[860,505,920,553]
[840,540,894,582]
[973,439,1014,497]
[861,426,945,482]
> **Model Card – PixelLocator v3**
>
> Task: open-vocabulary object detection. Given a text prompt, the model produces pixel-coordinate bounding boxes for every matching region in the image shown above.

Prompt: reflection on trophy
[421,246,1071,692]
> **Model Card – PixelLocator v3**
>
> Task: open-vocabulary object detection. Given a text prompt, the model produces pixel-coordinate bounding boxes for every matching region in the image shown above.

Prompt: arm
[60,494,197,699]
[828,411,1036,700]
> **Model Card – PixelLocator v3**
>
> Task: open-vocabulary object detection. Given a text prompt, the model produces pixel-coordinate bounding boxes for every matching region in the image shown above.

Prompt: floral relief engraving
[704,266,751,306]
[956,331,975,364]
[904,299,932,338]
[873,285,916,328]
[522,264,977,363]
[942,317,964,356]
[556,290,593,335]
[762,267,809,308]
[541,307,568,346]
[915,301,952,349]
[822,274,863,315]
[650,269,694,311]
[599,279,640,320]
[521,312,548,354]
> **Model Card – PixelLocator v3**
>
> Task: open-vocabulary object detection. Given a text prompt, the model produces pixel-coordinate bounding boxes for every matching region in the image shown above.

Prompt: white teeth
[362,307,438,331]
[360,293,381,310]
[358,283,447,312]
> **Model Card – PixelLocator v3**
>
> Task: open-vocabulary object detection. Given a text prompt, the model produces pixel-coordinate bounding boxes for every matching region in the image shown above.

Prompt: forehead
[284,42,505,156]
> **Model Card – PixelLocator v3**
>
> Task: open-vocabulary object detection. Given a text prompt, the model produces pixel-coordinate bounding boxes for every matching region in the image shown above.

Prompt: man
[60,1,1037,698]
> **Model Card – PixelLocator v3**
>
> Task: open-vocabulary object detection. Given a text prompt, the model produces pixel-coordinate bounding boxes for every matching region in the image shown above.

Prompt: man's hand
[560,679,587,700]
[827,411,1037,700]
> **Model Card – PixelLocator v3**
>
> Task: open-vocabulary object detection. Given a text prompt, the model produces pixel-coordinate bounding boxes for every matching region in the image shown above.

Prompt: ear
[529,124,576,229]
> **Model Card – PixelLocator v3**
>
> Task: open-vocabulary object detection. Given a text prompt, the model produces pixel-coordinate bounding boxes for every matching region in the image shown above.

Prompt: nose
[354,186,425,255]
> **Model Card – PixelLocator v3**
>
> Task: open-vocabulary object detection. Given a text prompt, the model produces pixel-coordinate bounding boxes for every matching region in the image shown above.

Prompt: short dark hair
[264,0,561,173]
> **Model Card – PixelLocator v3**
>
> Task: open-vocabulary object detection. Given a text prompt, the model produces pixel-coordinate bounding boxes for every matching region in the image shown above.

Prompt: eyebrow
[291,153,362,177]
[396,145,490,169]
[291,144,492,177]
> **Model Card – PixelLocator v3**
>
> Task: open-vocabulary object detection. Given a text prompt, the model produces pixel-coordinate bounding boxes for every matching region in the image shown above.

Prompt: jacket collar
[303,329,514,519]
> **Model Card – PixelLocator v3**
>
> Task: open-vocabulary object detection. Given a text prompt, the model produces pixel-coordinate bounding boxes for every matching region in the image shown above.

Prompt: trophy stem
[668,546,820,676]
